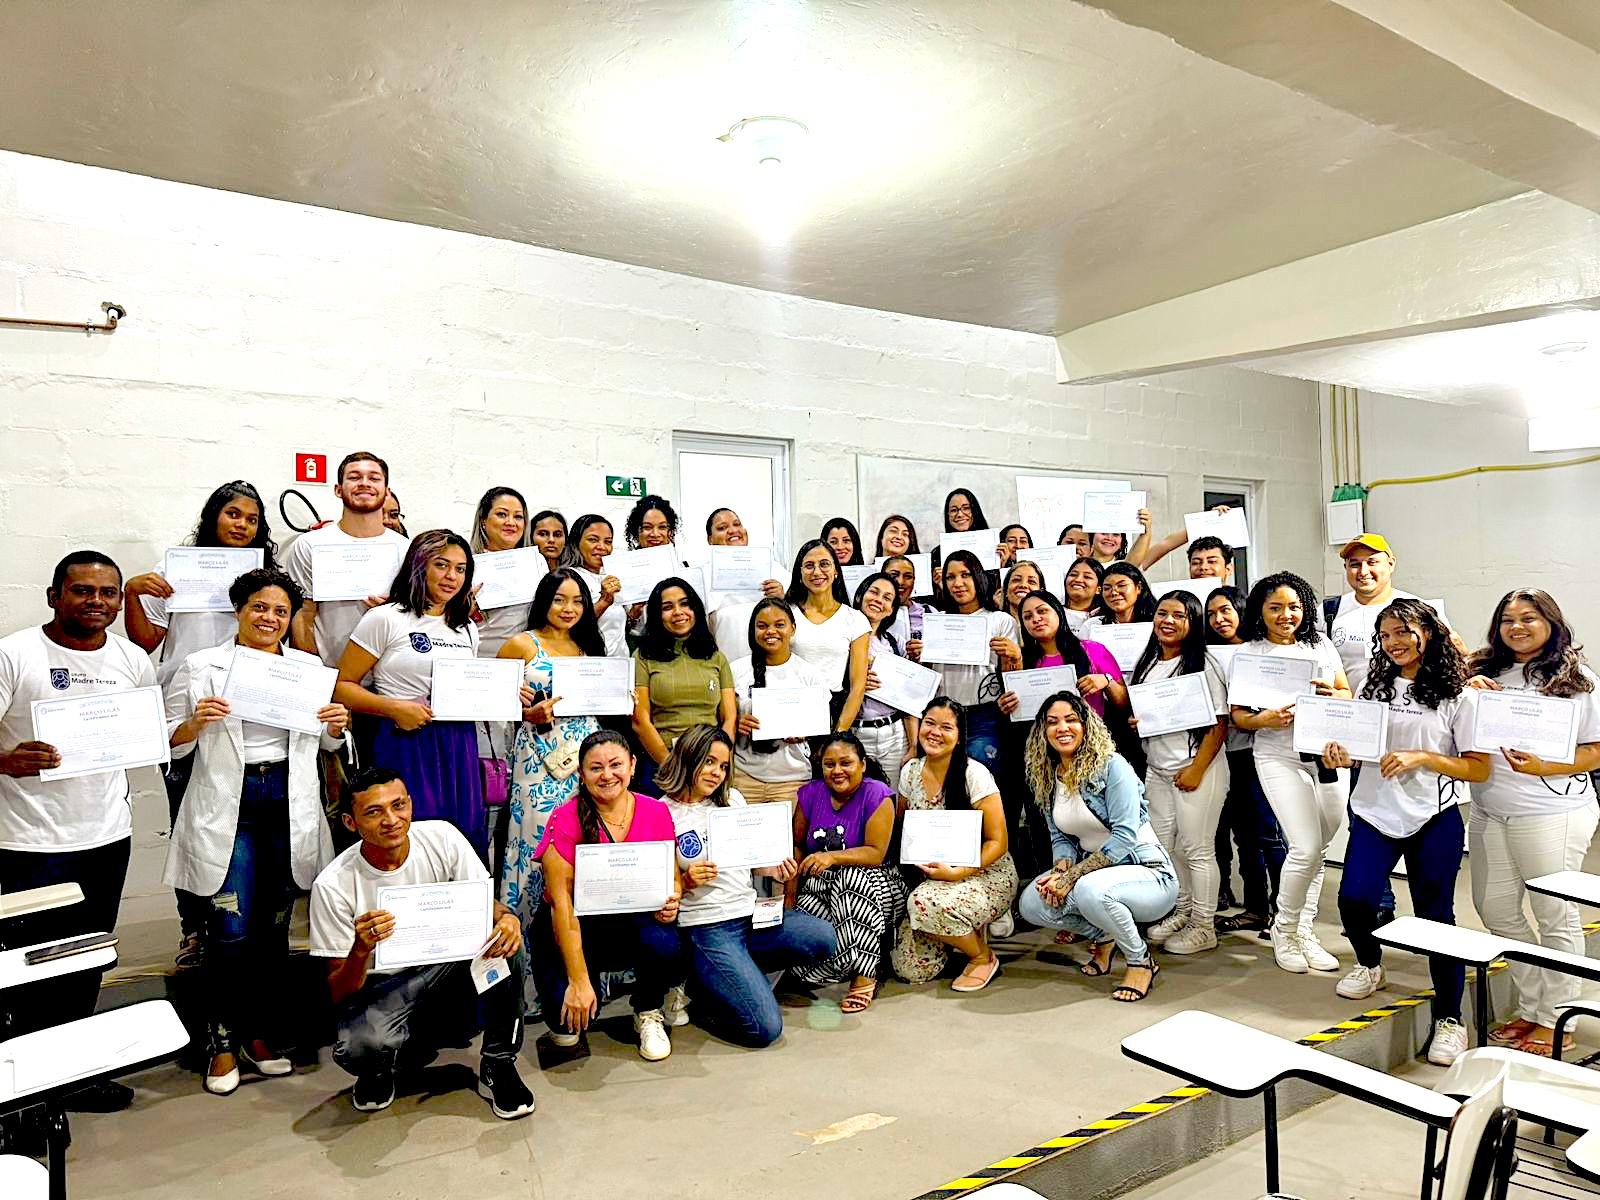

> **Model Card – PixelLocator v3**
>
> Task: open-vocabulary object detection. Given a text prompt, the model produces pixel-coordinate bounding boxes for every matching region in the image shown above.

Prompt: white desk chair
[1526,871,1600,910]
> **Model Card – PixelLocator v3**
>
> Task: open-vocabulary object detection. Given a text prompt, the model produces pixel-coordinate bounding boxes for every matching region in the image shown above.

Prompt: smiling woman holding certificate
[164,567,349,1096]
[1464,589,1600,1056]
[632,578,737,797]
[785,540,872,733]
[924,551,1021,776]
[1229,572,1351,976]
[853,573,918,779]
[336,531,487,857]
[732,598,832,806]
[532,730,683,1062]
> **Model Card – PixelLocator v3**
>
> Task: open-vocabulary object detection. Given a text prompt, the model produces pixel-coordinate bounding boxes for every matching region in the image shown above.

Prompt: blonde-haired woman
[1016,691,1177,1002]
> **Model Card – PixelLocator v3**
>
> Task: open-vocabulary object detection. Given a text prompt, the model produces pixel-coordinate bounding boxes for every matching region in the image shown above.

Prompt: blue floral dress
[501,637,598,1012]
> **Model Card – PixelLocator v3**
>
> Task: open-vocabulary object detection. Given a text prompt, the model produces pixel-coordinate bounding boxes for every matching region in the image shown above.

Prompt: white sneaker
[1163,924,1218,955]
[663,985,691,1028]
[1148,908,1192,946]
[1336,963,1385,1000]
[634,1009,672,1061]
[988,912,1015,939]
[1299,931,1340,972]
[547,1028,581,1049]
[1272,926,1308,973]
[1428,1018,1469,1067]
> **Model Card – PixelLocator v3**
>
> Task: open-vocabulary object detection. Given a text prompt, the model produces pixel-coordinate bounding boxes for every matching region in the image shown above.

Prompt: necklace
[599,794,635,837]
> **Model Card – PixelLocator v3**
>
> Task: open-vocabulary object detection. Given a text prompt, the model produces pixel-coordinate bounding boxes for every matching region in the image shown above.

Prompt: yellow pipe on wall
[1366,451,1600,490]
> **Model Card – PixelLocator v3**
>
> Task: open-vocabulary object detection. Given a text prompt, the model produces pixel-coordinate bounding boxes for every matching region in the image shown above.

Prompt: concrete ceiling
[0,0,1527,337]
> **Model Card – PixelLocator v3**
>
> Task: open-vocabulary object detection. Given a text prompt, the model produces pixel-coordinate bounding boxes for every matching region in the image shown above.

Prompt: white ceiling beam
[1055,191,1600,383]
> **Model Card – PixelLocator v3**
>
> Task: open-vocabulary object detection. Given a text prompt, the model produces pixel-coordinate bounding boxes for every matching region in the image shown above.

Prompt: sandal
[1517,1030,1576,1058]
[1112,961,1160,1003]
[1053,930,1084,946]
[840,981,877,1013]
[1489,1018,1537,1047]
[951,954,1002,993]
[1080,941,1118,977]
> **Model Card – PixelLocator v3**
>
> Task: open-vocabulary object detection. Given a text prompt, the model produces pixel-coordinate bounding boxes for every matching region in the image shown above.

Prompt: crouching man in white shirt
[308,766,535,1119]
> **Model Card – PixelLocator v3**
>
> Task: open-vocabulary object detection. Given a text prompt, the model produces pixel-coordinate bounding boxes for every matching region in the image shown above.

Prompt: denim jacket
[1044,754,1171,871]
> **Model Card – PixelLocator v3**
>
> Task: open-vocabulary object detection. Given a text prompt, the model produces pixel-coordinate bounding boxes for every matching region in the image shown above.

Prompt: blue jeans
[335,958,526,1077]
[529,905,682,1032]
[1339,807,1463,1021]
[1348,764,1396,913]
[680,911,837,1047]
[1218,748,1285,916]
[205,764,296,1046]
[965,702,1002,774]
[1019,861,1178,965]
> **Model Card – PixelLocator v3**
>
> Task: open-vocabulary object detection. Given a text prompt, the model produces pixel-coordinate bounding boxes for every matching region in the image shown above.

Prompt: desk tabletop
[1568,1128,1600,1184]
[1528,871,1600,907]
[1374,917,1505,965]
[0,935,116,993]
[0,884,83,920]
[1120,1010,1457,1125]
[0,1000,187,1107]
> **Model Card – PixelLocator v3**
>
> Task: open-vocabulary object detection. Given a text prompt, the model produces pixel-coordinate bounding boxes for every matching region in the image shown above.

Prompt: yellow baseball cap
[1340,533,1392,558]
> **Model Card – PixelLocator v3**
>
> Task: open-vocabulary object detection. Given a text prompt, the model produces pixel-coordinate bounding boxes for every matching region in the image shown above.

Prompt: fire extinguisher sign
[295,453,328,484]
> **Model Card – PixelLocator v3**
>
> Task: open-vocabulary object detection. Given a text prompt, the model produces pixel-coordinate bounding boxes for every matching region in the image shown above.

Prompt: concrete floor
[53,791,1600,1199]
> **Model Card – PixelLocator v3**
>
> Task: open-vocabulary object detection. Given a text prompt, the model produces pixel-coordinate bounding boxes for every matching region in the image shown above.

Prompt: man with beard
[284,451,410,667]
[0,552,157,1108]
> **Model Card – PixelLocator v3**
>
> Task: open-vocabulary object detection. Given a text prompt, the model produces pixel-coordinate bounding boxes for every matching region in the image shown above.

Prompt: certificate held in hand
[708,546,769,594]
[550,656,634,717]
[750,687,832,740]
[920,613,990,666]
[164,547,264,613]
[1092,622,1153,673]
[941,531,1000,572]
[1227,653,1317,710]
[221,646,337,734]
[375,878,493,971]
[1082,490,1146,535]
[310,542,403,602]
[1002,666,1079,723]
[32,686,171,781]
[866,653,941,716]
[473,547,547,609]
[707,803,792,869]
[429,658,523,722]
[1470,690,1580,763]
[900,809,983,868]
[573,841,676,915]
[1129,673,1217,738]
[608,545,682,605]
[1292,695,1389,762]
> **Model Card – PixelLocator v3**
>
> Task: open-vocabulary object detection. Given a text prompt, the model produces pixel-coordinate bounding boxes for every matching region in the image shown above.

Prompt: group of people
[2,450,1597,1127]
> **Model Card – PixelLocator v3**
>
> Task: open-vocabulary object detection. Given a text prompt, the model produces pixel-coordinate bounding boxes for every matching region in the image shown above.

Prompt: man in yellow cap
[1328,534,1416,696]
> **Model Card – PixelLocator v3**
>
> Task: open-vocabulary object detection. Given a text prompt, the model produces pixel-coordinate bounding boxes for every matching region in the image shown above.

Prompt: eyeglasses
[948,503,973,515]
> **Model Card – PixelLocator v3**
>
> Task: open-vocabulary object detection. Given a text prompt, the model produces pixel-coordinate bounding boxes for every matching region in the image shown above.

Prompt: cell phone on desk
[24,933,118,965]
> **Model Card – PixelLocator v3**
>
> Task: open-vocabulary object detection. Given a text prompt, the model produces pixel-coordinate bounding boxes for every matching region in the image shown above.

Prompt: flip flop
[840,982,877,1013]
[1080,941,1118,977]
[1112,962,1160,1003]
[951,954,1002,993]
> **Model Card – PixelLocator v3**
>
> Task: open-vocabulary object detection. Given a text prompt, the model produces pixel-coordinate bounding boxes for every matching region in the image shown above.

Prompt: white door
[672,433,793,574]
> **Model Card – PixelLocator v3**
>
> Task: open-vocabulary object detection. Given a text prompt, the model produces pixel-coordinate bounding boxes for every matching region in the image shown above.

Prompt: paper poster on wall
[1325,499,1364,546]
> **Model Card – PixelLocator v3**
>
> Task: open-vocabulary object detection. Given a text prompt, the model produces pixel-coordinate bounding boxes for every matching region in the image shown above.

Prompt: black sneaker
[477,1059,535,1120]
[65,1080,133,1113]
[351,1068,396,1113]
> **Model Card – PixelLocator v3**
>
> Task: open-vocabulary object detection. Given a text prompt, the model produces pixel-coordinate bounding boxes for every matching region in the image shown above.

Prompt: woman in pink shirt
[1003,590,1127,717]
[531,730,684,1062]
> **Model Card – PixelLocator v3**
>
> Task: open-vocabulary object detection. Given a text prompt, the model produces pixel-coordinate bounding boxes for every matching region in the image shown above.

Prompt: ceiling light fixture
[718,115,809,170]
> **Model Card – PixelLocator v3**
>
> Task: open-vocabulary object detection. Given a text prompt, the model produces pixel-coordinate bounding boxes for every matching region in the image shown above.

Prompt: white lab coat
[162,642,340,896]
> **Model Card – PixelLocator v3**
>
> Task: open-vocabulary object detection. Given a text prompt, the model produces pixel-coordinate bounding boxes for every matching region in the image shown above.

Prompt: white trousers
[854,721,906,781]
[1469,804,1599,1028]
[1255,756,1347,935]
[1145,755,1230,926]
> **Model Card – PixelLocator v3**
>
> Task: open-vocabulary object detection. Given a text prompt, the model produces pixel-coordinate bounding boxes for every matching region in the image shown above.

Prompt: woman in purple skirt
[335,529,487,858]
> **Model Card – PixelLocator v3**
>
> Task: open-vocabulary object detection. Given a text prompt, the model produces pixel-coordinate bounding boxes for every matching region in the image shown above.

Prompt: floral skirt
[892,854,1018,984]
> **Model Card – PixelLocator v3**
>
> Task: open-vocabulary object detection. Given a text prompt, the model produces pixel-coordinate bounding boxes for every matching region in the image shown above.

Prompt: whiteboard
[854,454,1170,552]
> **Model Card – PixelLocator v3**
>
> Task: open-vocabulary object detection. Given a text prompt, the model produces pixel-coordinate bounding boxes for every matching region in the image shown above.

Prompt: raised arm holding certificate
[1469,690,1580,763]
[920,613,989,666]
[1002,666,1079,722]
[573,841,676,915]
[900,809,983,868]
[608,544,682,605]
[866,652,941,716]
[374,879,493,971]
[429,658,523,722]
[551,656,635,717]
[1082,490,1146,535]
[221,645,337,734]
[1227,653,1316,709]
[163,547,263,612]
[750,687,832,740]
[706,803,792,869]
[473,547,547,609]
[309,542,403,601]
[1092,622,1153,673]
[1129,673,1217,738]
[1184,507,1250,548]
[1292,695,1390,761]
[32,686,170,781]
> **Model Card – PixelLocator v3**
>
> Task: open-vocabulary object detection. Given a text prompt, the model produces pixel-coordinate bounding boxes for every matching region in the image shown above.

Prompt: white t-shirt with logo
[281,524,411,667]
[666,789,758,927]
[1331,588,1418,697]
[732,654,832,782]
[1136,653,1230,774]
[348,605,479,699]
[0,627,158,851]
[308,820,489,967]
[1472,663,1600,819]
[1351,679,1476,838]
[1238,637,1346,762]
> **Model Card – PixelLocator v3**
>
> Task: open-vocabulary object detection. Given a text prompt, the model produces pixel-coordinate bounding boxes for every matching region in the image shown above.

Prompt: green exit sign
[606,475,647,498]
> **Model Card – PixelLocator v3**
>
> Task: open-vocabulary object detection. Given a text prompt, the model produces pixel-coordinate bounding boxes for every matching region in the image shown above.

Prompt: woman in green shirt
[632,577,737,796]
